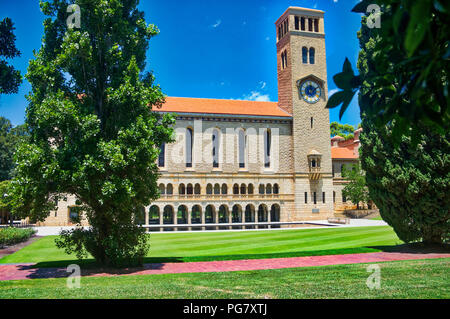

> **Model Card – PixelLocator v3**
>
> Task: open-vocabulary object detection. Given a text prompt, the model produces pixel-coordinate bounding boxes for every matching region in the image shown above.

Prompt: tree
[341,162,369,210]
[330,122,355,140]
[9,0,175,267]
[0,17,22,95]
[348,2,450,244]
[360,122,449,244]
[326,0,449,139]
[0,117,27,181]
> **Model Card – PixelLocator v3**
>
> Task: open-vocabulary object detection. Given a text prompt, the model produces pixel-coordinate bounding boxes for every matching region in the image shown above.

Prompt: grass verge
[0,258,448,298]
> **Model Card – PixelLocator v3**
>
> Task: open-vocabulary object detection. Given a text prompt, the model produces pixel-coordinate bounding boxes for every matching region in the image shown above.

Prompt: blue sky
[0,0,362,127]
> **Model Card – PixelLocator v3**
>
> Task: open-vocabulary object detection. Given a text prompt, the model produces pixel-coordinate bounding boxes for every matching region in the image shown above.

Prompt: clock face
[300,81,321,104]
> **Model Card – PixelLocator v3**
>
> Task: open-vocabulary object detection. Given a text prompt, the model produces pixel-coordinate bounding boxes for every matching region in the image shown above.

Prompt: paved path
[0,252,448,281]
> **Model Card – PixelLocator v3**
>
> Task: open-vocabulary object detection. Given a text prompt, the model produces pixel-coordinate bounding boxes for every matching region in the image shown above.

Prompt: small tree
[10,0,174,267]
[342,162,369,210]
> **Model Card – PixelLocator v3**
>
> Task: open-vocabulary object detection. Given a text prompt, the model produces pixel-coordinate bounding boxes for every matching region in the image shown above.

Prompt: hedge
[0,227,37,248]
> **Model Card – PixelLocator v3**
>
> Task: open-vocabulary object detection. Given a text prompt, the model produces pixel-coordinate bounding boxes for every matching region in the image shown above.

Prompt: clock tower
[276,7,334,218]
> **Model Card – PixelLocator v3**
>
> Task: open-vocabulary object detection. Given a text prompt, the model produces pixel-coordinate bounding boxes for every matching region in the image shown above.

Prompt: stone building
[38,7,360,228]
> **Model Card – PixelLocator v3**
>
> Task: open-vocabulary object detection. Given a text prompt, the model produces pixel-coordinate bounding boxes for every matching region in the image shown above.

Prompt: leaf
[404,0,431,57]
[326,90,346,109]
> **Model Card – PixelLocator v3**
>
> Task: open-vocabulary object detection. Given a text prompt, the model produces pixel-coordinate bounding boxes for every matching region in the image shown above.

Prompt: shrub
[0,227,36,248]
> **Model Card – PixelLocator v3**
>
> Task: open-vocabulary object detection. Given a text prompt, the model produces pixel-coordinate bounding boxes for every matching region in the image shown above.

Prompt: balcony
[308,167,322,180]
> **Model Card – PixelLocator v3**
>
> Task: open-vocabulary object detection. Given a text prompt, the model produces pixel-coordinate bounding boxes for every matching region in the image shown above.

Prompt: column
[201,209,206,231]
[159,208,163,232]
[145,208,149,233]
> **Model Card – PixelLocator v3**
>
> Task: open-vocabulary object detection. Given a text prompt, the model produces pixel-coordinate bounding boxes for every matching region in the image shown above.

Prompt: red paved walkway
[0,252,449,281]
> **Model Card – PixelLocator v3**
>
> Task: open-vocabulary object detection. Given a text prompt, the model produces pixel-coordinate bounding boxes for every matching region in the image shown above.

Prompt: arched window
[178,184,186,195]
[240,184,246,195]
[212,128,220,168]
[273,184,279,194]
[309,47,315,64]
[186,128,193,167]
[233,184,239,195]
[166,184,173,195]
[259,184,265,195]
[206,184,213,195]
[301,17,305,30]
[238,129,246,168]
[302,47,308,64]
[158,143,165,167]
[194,183,201,195]
[248,184,254,195]
[186,183,193,195]
[264,129,271,168]
[159,183,165,195]
[266,184,272,195]
[221,183,228,195]
[214,183,220,195]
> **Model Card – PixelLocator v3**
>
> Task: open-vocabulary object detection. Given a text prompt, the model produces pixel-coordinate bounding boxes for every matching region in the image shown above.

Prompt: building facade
[40,7,360,228]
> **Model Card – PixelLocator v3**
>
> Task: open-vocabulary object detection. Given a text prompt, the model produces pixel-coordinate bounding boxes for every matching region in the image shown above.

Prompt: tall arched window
[214,183,220,195]
[264,129,271,168]
[233,184,239,195]
[158,143,165,167]
[212,129,220,168]
[166,184,173,195]
[221,183,228,195]
[309,47,315,64]
[302,47,308,64]
[238,129,246,168]
[186,128,193,167]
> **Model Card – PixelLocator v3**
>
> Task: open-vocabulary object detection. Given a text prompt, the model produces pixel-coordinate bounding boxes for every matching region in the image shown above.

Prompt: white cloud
[328,88,339,97]
[259,81,267,89]
[211,19,222,28]
[333,0,338,3]
[242,91,271,102]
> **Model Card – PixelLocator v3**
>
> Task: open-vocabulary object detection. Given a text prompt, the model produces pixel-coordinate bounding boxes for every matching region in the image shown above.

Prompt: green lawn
[0,226,403,267]
[0,258,448,298]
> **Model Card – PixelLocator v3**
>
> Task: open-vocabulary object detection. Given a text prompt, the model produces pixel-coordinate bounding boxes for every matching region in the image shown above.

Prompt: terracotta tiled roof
[331,147,358,159]
[154,97,292,118]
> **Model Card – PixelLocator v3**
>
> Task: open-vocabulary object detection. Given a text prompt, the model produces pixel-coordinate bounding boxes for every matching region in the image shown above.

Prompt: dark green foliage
[0,18,22,95]
[341,162,369,209]
[0,227,36,248]
[360,122,450,244]
[0,117,27,181]
[328,0,450,245]
[10,0,174,267]
[326,0,449,138]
